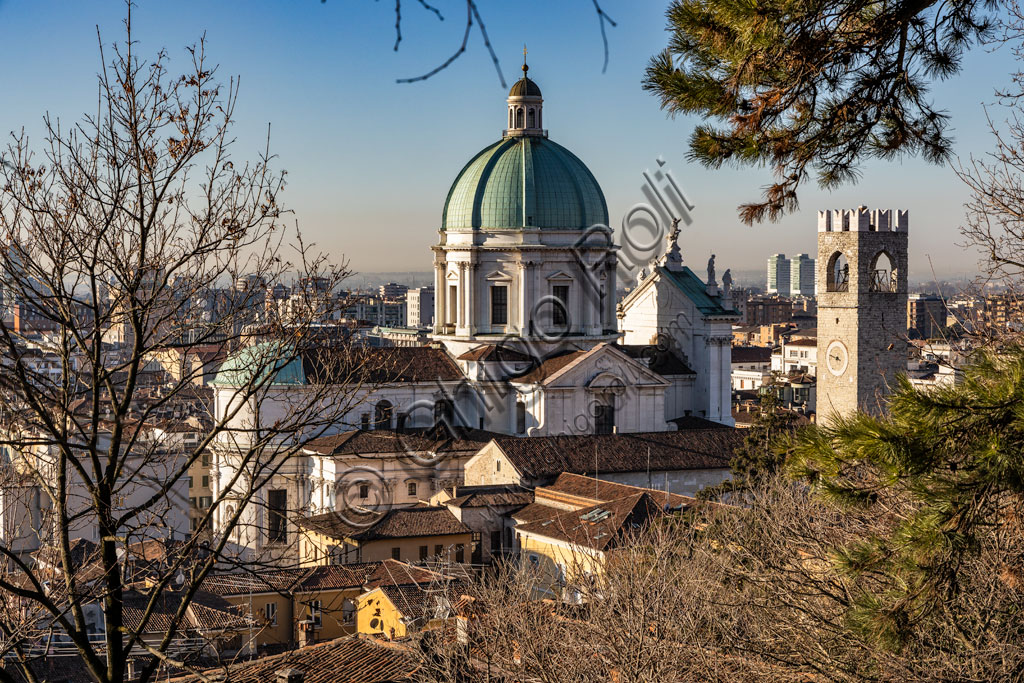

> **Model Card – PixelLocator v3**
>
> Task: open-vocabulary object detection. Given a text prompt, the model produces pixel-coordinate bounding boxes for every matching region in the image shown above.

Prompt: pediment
[543,344,670,389]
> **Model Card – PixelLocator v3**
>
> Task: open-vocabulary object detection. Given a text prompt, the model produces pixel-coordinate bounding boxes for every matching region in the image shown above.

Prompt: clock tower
[817,207,908,423]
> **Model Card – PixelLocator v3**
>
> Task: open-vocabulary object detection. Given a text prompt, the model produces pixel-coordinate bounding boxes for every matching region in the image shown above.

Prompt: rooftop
[489,429,741,481]
[296,507,472,543]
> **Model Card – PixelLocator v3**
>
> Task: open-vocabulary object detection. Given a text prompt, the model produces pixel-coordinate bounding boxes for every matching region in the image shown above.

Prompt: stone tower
[816,207,908,422]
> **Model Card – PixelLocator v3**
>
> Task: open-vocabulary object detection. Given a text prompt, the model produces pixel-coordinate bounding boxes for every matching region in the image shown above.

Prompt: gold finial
[522,44,528,73]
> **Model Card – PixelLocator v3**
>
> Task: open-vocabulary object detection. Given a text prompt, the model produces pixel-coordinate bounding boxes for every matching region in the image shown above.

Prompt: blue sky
[0,1,1013,281]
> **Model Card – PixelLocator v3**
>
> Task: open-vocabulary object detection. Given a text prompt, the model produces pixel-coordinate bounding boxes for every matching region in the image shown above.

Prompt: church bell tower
[816,207,908,422]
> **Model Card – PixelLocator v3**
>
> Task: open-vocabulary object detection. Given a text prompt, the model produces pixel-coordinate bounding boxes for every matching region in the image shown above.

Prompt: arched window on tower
[826,252,849,292]
[509,108,514,129]
[527,108,535,128]
[516,108,524,128]
[374,400,393,430]
[869,251,897,293]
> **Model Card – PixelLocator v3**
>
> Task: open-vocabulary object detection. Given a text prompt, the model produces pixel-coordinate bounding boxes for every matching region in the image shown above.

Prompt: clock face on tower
[826,340,849,377]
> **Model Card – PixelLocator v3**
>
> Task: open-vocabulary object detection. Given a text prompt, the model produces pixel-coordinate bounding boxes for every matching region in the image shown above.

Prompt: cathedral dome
[442,135,609,231]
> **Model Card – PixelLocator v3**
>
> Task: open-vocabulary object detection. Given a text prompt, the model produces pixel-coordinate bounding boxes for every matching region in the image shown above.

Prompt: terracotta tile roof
[376,581,467,622]
[511,350,586,384]
[444,485,534,509]
[304,426,499,457]
[517,493,667,552]
[170,635,419,683]
[491,430,741,481]
[200,568,310,596]
[295,507,472,543]
[201,561,443,598]
[121,589,253,634]
[302,346,463,384]
[296,561,444,593]
[511,501,567,523]
[538,472,695,511]
[730,346,773,363]
[784,338,818,347]
[456,344,532,363]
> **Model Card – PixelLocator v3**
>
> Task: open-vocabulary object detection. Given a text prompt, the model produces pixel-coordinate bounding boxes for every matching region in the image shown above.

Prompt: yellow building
[295,507,475,566]
[356,581,467,640]
[511,474,694,599]
[200,560,444,649]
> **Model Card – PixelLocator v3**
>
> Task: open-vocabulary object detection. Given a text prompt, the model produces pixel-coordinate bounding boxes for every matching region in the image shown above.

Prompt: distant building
[406,286,434,328]
[744,295,793,326]
[378,282,409,299]
[767,254,791,296]
[789,253,816,297]
[907,294,947,339]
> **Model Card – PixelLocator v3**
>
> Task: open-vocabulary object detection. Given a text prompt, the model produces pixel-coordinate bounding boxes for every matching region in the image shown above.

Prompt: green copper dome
[442,136,609,231]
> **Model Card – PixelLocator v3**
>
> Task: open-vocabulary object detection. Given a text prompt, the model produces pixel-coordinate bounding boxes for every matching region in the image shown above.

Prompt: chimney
[277,669,304,683]
[298,620,314,648]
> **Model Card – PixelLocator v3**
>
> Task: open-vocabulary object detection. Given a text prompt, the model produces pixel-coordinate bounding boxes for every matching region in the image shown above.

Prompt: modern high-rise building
[767,254,791,296]
[789,253,816,297]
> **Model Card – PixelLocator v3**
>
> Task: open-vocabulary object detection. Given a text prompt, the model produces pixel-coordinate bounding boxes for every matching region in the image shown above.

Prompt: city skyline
[0,1,1013,280]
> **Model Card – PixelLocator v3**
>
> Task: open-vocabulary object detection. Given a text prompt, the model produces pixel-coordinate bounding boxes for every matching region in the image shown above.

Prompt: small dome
[508,76,542,98]
[442,136,608,231]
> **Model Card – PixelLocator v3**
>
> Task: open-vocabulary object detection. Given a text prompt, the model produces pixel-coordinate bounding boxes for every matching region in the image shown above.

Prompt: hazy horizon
[0,2,1013,280]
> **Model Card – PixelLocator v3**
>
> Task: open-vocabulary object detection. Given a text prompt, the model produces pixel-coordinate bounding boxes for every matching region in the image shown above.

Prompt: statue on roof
[722,268,732,298]
[707,254,716,286]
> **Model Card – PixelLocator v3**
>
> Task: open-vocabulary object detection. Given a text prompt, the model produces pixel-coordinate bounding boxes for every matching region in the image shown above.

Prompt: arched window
[869,251,897,293]
[826,252,849,292]
[515,108,524,128]
[516,400,526,434]
[508,108,513,128]
[374,400,393,430]
[527,108,535,128]
[434,398,455,428]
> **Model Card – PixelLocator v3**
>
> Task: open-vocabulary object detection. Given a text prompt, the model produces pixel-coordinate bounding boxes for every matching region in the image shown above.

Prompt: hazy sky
[0,1,1014,281]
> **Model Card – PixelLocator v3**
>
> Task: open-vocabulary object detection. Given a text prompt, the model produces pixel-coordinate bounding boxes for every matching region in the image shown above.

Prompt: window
[309,600,322,627]
[187,476,193,489]
[455,544,465,563]
[490,285,508,326]
[448,284,457,324]
[527,108,535,128]
[359,483,369,499]
[267,489,287,544]
[515,400,526,434]
[419,545,429,561]
[434,544,444,557]
[552,285,569,326]
[392,547,402,560]
[396,412,407,433]
[374,400,393,430]
[490,530,501,552]
[342,599,356,624]
[496,459,501,473]
[434,399,454,428]
[360,413,370,431]
[199,496,212,509]
[201,475,209,488]
[264,602,278,626]
[201,452,210,467]
[595,403,615,435]
[407,481,417,498]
